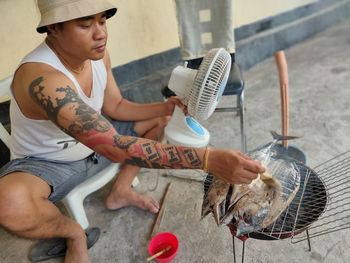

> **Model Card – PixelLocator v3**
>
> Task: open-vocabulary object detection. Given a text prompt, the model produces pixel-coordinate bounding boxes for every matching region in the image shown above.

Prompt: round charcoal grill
[203,146,350,263]
[203,156,327,240]
[203,155,327,263]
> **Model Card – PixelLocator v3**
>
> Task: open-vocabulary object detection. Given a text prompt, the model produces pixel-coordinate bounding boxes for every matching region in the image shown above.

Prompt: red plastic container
[148,232,179,263]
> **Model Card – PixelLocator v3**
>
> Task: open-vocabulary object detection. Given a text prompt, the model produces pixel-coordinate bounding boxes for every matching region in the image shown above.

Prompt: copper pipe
[274,51,289,148]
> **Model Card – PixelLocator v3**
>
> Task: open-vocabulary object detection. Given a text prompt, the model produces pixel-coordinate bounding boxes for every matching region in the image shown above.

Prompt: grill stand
[231,232,312,263]
[306,229,312,251]
[232,236,245,263]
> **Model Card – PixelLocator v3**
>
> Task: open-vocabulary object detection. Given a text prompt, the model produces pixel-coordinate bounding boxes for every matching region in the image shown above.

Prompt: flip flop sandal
[28,227,100,262]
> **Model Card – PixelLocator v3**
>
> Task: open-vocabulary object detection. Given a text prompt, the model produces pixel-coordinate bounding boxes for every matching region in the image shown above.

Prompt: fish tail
[270,130,301,141]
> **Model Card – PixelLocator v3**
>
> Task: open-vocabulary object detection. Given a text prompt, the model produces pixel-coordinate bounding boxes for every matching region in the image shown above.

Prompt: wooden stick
[149,182,172,239]
[147,246,171,262]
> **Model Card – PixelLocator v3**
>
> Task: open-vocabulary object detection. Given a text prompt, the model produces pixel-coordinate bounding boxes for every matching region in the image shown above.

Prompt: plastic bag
[201,135,301,236]
[226,144,301,236]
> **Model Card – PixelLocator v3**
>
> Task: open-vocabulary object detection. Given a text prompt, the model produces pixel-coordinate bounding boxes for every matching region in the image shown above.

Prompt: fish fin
[201,208,212,219]
[200,210,212,220]
[220,191,250,225]
[201,196,213,218]
[212,204,220,225]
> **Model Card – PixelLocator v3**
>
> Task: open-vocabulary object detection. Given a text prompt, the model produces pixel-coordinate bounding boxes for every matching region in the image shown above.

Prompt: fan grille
[188,48,231,121]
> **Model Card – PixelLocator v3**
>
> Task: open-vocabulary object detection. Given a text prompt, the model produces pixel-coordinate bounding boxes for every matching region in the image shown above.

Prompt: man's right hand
[207,148,265,184]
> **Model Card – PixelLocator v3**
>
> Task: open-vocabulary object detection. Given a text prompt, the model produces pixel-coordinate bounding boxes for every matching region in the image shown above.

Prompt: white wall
[0,0,317,79]
[234,0,317,27]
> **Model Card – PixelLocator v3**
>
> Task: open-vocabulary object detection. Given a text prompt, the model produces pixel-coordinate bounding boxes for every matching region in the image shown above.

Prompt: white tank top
[10,42,107,161]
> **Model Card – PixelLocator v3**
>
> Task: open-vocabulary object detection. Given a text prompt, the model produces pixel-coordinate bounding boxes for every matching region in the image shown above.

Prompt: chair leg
[239,90,247,153]
[62,176,140,230]
[62,193,89,230]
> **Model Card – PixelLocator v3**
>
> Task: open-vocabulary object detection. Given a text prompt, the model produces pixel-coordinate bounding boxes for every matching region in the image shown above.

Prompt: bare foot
[105,187,159,213]
[65,235,90,263]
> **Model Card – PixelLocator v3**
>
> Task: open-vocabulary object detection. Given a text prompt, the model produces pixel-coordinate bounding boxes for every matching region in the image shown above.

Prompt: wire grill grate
[234,159,328,241]
[290,150,350,243]
[203,149,350,242]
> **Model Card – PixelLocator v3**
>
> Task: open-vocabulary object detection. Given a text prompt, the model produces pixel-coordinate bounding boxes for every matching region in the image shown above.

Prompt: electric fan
[165,48,231,147]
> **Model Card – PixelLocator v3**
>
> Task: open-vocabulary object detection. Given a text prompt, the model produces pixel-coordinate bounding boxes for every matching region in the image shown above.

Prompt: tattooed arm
[22,72,263,184]
[26,75,203,170]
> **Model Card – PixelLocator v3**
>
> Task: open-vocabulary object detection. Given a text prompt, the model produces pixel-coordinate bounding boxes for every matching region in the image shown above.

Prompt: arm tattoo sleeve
[29,76,112,138]
[28,77,203,169]
[113,134,203,169]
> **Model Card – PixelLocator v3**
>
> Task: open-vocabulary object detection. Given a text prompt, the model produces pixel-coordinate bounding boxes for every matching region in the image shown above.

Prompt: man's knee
[0,181,35,230]
[154,116,171,138]
[158,116,171,129]
[136,116,171,139]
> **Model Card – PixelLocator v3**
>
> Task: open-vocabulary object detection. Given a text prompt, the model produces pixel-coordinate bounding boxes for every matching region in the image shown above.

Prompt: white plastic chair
[0,76,139,230]
[61,162,122,229]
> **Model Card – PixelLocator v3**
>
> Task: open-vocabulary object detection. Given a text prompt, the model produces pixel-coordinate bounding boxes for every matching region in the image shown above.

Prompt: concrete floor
[1,19,350,263]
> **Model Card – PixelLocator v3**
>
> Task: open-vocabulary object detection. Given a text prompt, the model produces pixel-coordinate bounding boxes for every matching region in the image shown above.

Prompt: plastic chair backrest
[0,76,13,149]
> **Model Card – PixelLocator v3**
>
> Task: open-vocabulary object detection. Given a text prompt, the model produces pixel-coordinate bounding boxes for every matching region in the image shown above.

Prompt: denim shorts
[0,120,137,203]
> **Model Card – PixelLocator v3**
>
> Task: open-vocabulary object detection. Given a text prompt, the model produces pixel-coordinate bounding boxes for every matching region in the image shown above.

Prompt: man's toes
[149,204,159,214]
[151,199,160,210]
[145,198,159,213]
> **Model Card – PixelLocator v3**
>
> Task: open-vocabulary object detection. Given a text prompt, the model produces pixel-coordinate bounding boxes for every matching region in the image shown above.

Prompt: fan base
[165,107,210,147]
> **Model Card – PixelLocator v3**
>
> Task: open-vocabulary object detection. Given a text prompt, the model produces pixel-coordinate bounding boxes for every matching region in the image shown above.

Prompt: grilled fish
[201,131,301,236]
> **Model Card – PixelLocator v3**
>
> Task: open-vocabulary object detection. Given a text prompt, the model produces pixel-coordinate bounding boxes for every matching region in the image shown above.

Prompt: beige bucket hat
[36,0,117,33]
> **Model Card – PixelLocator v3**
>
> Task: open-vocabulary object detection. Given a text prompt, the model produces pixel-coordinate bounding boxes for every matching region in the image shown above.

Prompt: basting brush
[147,246,172,262]
[260,171,282,189]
